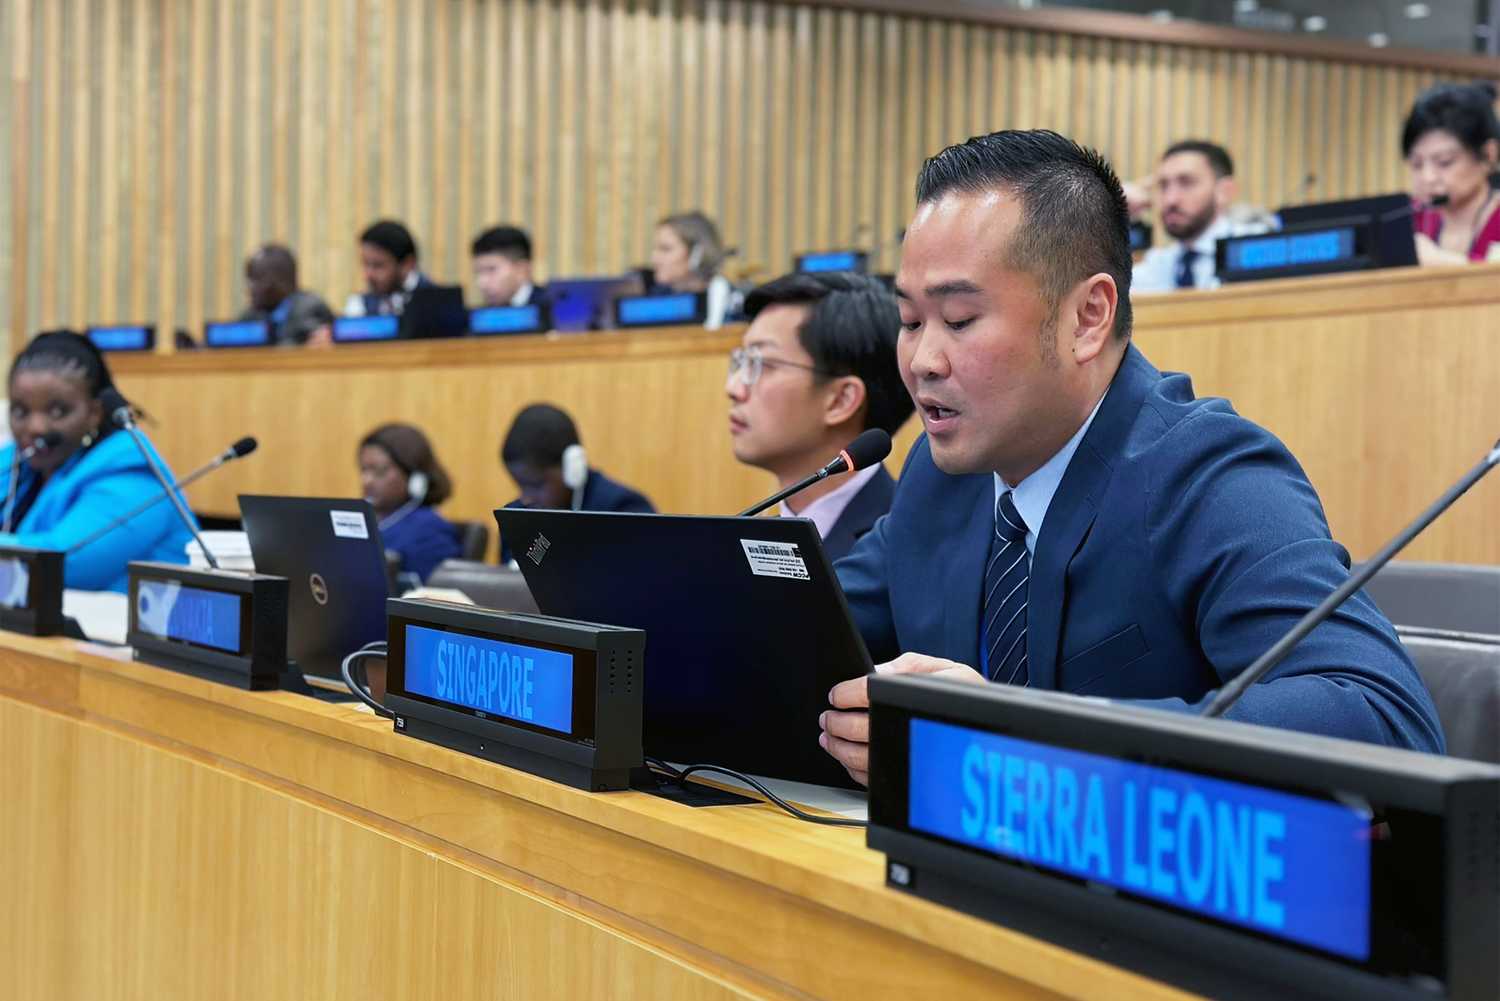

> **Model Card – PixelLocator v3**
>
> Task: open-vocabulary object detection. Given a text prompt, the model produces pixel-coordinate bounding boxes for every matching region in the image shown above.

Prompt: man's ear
[824,376,868,429]
[1067,273,1118,365]
[1214,174,1238,213]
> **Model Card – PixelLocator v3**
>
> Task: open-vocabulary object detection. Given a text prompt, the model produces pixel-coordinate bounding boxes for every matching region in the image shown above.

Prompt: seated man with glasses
[727,272,914,562]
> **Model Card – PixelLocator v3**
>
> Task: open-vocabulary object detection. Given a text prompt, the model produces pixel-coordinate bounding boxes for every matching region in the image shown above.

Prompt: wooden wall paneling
[156,0,179,350]
[720,2,747,275]
[97,0,120,324]
[587,0,616,274]
[834,10,859,253]
[875,14,903,273]
[788,5,814,258]
[37,0,60,328]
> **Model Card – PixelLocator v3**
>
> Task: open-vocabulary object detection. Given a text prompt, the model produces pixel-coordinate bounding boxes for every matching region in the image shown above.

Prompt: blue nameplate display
[1223,227,1357,274]
[907,718,1369,960]
[403,623,574,734]
[331,315,400,343]
[127,562,293,691]
[0,546,66,635]
[469,304,549,336]
[204,319,273,348]
[87,325,155,352]
[384,598,644,791]
[613,292,707,328]
[868,676,1500,1001]
[795,250,869,273]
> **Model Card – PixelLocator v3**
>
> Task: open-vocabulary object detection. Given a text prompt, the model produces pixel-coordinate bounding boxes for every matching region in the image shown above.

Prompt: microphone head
[37,431,63,452]
[98,387,132,427]
[1430,193,1451,208]
[841,429,893,472]
[230,436,258,459]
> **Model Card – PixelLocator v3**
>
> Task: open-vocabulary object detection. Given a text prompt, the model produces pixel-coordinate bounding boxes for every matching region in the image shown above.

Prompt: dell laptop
[239,496,390,690]
[494,509,873,788]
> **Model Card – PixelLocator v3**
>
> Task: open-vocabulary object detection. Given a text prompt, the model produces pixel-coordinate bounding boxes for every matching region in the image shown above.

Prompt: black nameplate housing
[0,545,66,636]
[867,676,1500,1001]
[127,561,292,690]
[383,598,644,791]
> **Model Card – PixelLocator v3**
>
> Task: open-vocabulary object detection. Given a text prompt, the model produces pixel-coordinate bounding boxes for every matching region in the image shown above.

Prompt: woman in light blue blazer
[0,332,193,593]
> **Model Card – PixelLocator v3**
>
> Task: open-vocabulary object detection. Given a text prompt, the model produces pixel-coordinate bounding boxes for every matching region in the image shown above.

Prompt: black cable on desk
[646,759,867,829]
[341,641,393,718]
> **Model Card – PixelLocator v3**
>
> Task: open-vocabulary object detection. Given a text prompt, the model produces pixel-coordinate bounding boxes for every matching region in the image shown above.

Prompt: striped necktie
[983,490,1030,685]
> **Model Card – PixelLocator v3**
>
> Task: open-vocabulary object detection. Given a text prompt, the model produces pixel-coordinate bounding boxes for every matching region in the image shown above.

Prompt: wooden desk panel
[0,634,1193,1000]
[111,265,1500,564]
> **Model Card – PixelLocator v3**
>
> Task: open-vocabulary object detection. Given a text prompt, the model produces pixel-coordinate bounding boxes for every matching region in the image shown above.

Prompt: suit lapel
[1026,346,1159,689]
[941,481,995,669]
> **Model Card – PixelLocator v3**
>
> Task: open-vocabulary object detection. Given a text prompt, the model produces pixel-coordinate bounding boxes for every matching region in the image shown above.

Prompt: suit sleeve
[1135,411,1445,754]
[0,469,186,592]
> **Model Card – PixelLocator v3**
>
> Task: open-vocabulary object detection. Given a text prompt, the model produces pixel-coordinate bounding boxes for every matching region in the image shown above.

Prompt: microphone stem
[2,449,19,534]
[66,452,227,556]
[738,469,831,518]
[1204,440,1500,718]
[118,424,222,570]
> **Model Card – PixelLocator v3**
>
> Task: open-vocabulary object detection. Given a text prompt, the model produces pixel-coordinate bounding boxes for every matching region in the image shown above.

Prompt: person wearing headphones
[1404,82,1500,265]
[648,211,742,329]
[497,403,655,563]
[0,331,194,592]
[358,423,461,582]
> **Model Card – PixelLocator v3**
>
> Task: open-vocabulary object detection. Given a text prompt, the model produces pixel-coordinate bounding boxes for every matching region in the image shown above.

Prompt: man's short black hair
[501,403,580,469]
[1401,82,1500,159]
[1162,140,1235,178]
[744,272,914,437]
[247,243,298,284]
[471,225,533,261]
[915,129,1133,341]
[359,219,418,262]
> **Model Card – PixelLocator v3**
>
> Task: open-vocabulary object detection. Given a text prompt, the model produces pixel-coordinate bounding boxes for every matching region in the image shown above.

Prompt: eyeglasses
[727,346,829,388]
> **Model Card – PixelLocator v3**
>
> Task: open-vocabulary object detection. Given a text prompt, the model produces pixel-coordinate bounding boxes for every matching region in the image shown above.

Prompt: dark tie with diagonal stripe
[984,490,1030,685]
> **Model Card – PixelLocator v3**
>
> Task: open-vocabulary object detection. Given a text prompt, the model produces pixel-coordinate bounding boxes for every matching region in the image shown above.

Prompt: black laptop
[239,496,390,689]
[493,509,873,788]
[400,284,469,339]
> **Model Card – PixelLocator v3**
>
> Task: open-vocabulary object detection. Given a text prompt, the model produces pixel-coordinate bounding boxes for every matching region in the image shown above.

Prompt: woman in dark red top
[1404,82,1500,265]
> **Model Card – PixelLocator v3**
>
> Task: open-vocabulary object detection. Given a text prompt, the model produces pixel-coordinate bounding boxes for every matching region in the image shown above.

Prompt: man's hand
[819,653,985,786]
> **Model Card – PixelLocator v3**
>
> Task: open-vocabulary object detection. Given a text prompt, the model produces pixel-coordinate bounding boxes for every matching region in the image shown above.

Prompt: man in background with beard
[1129,140,1269,292]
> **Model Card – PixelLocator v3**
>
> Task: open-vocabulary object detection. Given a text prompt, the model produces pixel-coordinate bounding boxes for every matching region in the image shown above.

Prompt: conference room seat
[1359,561,1500,635]
[452,521,490,562]
[426,559,538,613]
[1397,627,1500,764]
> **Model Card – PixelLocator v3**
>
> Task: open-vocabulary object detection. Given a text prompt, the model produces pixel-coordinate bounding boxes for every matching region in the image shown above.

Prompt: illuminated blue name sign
[87,325,153,351]
[615,293,704,327]
[907,718,1371,960]
[1225,227,1357,272]
[135,579,242,653]
[0,556,29,610]
[403,624,574,734]
[332,315,400,342]
[469,304,546,335]
[205,320,272,348]
[796,250,867,273]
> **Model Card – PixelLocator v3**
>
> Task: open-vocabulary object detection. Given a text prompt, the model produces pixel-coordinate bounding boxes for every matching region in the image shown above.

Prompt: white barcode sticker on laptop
[740,539,810,581]
[330,510,369,540]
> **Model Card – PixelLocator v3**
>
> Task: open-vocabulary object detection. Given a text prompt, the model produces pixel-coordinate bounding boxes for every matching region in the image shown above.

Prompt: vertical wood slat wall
[2,0,1453,348]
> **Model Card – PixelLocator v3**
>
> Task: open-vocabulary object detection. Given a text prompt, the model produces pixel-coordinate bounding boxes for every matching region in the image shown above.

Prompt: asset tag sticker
[740,540,810,581]
[330,510,370,539]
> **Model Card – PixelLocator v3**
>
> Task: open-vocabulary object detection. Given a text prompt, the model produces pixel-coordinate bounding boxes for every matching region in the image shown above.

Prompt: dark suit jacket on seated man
[818,129,1443,787]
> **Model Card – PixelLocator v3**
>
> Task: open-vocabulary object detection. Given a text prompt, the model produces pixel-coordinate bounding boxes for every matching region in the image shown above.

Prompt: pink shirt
[780,464,881,540]
[1414,200,1500,261]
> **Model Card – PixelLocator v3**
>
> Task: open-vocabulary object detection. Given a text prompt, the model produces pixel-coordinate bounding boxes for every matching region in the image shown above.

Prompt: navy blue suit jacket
[836,345,1444,754]
[499,468,656,563]
[822,466,896,565]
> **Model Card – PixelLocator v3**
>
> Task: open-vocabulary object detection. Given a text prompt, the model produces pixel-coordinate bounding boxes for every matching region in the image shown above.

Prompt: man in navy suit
[497,403,655,563]
[727,272,913,563]
[343,219,434,317]
[819,130,1443,786]
[471,225,551,311]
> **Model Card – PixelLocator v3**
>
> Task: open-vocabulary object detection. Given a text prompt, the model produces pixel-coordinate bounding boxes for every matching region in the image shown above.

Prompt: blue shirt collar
[993,390,1108,555]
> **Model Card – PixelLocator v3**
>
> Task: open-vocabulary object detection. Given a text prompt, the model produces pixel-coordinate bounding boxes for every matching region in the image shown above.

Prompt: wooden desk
[111,264,1500,563]
[0,632,1194,1000]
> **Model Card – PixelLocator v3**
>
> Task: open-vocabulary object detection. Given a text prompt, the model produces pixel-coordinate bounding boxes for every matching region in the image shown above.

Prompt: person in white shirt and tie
[1130,141,1269,293]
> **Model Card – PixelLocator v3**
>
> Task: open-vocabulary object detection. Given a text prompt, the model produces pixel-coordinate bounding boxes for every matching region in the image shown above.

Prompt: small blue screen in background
[87,326,152,351]
[907,718,1371,961]
[403,624,574,734]
[797,251,862,272]
[205,320,271,348]
[135,580,242,653]
[332,315,400,342]
[470,305,545,335]
[0,557,30,610]
[1227,227,1356,272]
[616,293,701,326]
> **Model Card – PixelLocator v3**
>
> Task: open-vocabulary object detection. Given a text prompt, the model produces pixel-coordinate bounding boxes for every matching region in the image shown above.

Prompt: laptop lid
[400,284,469,339]
[239,495,390,684]
[494,509,873,788]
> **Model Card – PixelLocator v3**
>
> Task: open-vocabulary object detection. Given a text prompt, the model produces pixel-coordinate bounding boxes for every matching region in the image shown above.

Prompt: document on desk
[64,588,129,645]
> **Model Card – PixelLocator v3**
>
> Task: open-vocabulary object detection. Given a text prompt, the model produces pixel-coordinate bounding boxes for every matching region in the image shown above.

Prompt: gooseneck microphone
[2,431,63,532]
[99,388,224,571]
[1204,436,1500,718]
[67,436,258,557]
[737,429,893,518]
